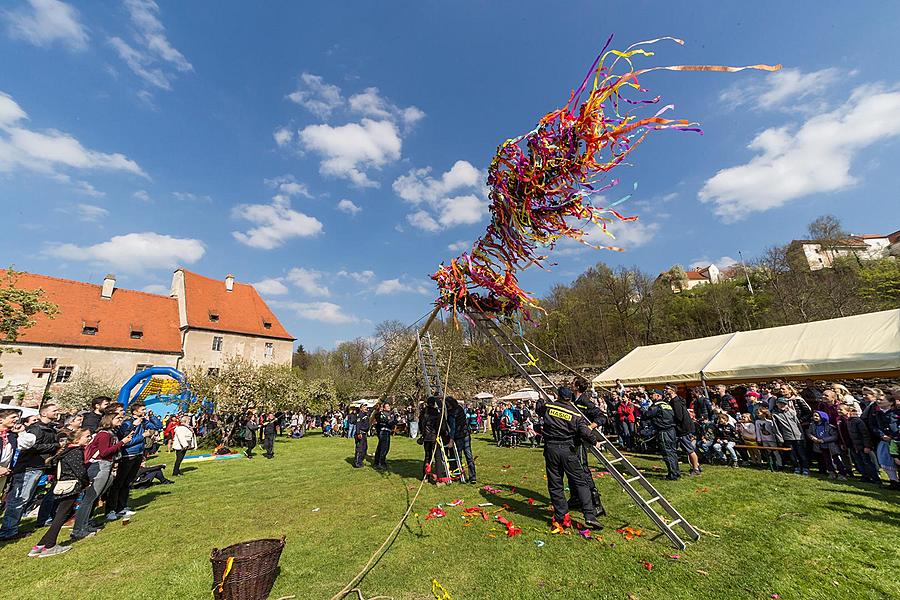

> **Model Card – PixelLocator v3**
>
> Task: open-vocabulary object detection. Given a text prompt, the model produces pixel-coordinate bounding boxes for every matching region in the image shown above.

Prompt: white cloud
[298,118,401,187]
[45,231,204,271]
[109,0,192,92]
[348,87,425,130]
[4,0,88,51]
[689,256,738,271]
[0,91,147,182]
[720,67,843,112]
[232,195,323,249]
[172,191,212,203]
[133,189,151,202]
[406,210,440,232]
[286,267,329,297]
[557,220,661,256]
[73,180,103,197]
[447,240,470,252]
[374,278,430,296]
[393,160,481,204]
[394,160,486,231]
[337,199,361,215]
[273,126,293,147]
[337,270,375,284]
[700,85,900,221]
[437,194,486,228]
[75,203,108,221]
[287,72,343,119]
[272,300,359,324]
[141,283,169,295]
[264,175,311,198]
[252,278,289,296]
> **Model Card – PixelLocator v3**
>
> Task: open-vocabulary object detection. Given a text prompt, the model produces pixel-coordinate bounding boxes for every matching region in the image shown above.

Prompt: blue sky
[2,1,899,350]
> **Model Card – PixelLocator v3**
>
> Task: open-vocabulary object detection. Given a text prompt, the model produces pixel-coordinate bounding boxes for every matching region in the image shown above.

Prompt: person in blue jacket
[104,402,161,520]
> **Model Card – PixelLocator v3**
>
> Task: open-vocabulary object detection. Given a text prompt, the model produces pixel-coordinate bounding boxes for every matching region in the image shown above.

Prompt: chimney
[101,274,116,299]
[225,274,235,292]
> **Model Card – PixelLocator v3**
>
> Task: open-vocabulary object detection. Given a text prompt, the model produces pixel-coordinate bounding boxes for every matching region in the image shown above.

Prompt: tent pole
[701,372,711,400]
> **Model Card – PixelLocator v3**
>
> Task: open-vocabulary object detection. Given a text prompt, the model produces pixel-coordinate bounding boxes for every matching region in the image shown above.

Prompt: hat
[775,397,789,404]
[651,389,663,396]
[746,391,760,399]
[557,387,574,401]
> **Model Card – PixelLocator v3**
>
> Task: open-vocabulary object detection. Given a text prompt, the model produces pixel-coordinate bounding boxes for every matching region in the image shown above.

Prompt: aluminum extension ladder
[467,310,699,550]
[416,330,467,483]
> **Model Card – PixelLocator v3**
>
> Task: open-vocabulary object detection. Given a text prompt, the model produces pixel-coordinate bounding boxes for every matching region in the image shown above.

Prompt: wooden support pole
[379,304,442,402]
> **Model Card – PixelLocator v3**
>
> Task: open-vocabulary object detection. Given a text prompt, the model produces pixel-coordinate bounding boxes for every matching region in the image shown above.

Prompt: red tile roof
[180,270,294,340]
[685,270,708,281]
[3,271,182,353]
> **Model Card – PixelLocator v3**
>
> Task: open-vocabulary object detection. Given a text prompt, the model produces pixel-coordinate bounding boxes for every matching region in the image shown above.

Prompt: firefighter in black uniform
[569,379,606,516]
[352,404,370,468]
[537,387,603,530]
[644,389,680,479]
[372,401,398,470]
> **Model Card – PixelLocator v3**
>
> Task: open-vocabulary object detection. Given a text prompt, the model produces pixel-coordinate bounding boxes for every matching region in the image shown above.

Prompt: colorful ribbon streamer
[431,36,779,322]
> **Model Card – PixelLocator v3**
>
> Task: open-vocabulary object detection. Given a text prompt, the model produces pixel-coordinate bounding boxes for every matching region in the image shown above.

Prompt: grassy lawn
[1,432,898,600]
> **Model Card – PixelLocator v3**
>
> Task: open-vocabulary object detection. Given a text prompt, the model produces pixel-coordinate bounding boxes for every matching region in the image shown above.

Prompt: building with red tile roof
[0,269,295,406]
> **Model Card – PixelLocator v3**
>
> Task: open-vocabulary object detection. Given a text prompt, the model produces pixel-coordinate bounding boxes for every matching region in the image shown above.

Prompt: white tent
[498,388,541,401]
[593,309,900,387]
[474,392,494,400]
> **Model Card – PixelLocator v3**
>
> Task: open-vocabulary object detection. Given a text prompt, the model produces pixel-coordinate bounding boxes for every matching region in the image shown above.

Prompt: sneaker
[28,545,45,557]
[793,468,801,475]
[106,511,119,521]
[38,544,72,558]
[802,470,811,477]
[118,509,136,517]
[70,530,96,541]
[689,469,701,477]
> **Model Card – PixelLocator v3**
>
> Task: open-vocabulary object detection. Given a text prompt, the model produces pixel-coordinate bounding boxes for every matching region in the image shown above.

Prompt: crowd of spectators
[485,379,900,489]
[0,397,194,558]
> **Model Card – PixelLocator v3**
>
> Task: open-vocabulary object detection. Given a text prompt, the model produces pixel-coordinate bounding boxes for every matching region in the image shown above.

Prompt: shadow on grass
[129,488,173,511]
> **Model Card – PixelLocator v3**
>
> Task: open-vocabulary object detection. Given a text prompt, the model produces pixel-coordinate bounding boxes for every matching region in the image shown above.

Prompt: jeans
[454,435,476,481]
[0,468,44,538]
[761,441,783,468]
[74,461,113,534]
[618,421,634,449]
[850,448,881,481]
[876,440,898,481]
[713,441,738,463]
[786,440,809,472]
[347,424,356,440]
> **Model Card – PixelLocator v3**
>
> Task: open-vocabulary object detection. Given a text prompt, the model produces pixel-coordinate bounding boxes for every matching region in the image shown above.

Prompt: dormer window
[130,323,144,339]
[263,320,272,330]
[82,326,97,335]
[208,309,220,323]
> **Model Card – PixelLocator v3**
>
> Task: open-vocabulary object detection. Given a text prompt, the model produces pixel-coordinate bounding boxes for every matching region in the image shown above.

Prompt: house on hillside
[788,229,900,271]
[0,269,295,406]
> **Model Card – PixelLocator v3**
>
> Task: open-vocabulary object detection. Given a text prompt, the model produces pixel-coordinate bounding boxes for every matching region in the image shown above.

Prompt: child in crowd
[29,428,91,558]
[806,411,845,480]
[737,413,761,465]
[842,403,880,483]
[754,407,782,469]
[771,397,809,476]
[712,412,739,467]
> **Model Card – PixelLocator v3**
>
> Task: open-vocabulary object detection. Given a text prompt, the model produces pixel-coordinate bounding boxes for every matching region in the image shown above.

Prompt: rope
[330,351,454,600]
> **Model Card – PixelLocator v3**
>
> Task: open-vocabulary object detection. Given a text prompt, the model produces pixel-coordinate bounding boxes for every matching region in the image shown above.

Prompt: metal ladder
[416,330,444,398]
[416,330,466,483]
[467,310,699,550]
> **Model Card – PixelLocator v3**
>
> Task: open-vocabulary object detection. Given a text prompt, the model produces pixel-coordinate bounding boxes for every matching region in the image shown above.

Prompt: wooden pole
[369,304,442,427]
[379,304,442,401]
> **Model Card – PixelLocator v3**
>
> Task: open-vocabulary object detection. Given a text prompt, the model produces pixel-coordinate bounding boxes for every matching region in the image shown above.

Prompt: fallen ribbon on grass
[616,526,643,540]
[432,579,453,600]
[425,508,446,520]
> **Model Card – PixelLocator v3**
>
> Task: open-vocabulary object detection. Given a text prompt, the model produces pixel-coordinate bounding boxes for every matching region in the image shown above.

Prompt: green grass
[1,433,898,600]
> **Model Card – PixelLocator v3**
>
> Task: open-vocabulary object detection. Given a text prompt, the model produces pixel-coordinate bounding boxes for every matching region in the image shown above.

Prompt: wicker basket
[211,536,286,600]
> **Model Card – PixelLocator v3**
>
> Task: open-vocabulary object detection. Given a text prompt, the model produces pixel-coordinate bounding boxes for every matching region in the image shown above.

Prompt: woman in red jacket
[617,396,636,450]
[71,413,133,539]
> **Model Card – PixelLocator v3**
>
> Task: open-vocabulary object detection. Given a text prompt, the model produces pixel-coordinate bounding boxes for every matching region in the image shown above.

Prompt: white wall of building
[0,343,179,406]
[180,330,293,372]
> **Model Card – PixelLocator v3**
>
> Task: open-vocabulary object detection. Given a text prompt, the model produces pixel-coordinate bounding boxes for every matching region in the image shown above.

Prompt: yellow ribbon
[432,579,453,600]
[217,556,234,593]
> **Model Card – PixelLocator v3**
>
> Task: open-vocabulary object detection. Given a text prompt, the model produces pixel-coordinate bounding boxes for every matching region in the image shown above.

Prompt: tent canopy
[498,388,541,401]
[474,392,494,400]
[593,309,900,388]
